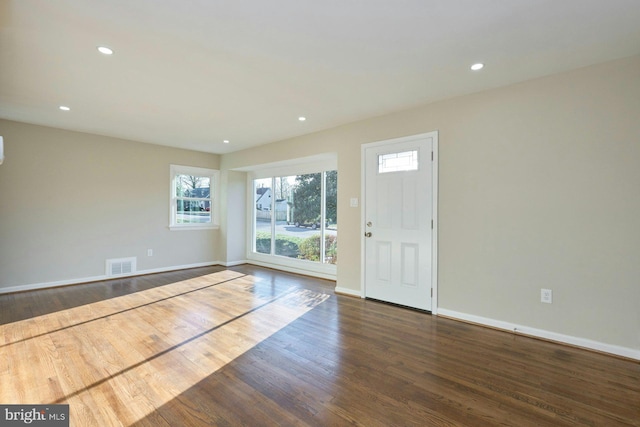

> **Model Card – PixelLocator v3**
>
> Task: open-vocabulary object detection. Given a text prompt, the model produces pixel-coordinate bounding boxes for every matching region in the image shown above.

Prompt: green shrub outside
[298,234,321,261]
[325,234,338,264]
[255,231,303,258]
[255,231,271,254]
[297,234,338,264]
[255,232,337,264]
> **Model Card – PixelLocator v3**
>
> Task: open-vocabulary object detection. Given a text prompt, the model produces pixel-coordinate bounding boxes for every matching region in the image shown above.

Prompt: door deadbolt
[366,221,373,227]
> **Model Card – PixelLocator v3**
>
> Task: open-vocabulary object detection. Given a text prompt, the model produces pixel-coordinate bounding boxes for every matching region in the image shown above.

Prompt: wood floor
[1,266,638,426]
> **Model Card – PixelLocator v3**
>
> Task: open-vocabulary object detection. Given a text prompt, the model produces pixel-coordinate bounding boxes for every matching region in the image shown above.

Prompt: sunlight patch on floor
[0,271,330,426]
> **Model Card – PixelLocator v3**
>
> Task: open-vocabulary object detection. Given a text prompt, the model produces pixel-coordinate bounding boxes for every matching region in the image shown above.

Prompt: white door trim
[360,131,439,314]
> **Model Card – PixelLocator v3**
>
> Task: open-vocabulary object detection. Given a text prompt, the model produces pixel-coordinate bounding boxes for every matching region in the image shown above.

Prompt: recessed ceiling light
[298,116,306,121]
[470,63,484,71]
[59,105,70,111]
[223,140,230,144]
[97,46,114,55]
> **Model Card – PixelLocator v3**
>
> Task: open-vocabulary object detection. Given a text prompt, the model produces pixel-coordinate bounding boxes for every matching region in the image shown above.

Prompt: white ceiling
[1,0,640,154]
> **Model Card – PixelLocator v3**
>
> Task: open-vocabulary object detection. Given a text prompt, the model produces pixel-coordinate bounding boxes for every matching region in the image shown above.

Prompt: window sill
[248,252,337,277]
[169,225,219,231]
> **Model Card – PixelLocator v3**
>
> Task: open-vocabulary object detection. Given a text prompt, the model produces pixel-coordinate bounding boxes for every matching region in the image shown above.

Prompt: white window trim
[169,164,220,231]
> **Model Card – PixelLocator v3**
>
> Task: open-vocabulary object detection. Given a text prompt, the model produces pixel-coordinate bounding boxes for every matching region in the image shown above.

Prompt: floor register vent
[106,257,137,277]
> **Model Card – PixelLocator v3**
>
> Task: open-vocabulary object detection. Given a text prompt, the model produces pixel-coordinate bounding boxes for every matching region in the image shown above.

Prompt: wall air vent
[106,257,137,277]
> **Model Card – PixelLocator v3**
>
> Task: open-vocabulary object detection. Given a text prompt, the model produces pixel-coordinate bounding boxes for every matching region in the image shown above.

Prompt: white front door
[363,132,436,311]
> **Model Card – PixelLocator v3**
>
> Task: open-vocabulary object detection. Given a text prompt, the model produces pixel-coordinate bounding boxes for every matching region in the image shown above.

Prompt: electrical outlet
[147,249,153,257]
[541,288,552,304]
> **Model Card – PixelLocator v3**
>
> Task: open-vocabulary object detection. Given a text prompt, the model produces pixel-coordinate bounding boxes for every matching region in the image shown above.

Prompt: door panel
[364,134,433,310]
[377,179,392,228]
[402,176,419,229]
[401,243,419,287]
[376,241,392,282]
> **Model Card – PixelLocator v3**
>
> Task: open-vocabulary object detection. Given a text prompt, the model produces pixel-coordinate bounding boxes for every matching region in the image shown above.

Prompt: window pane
[175,200,211,223]
[176,174,211,197]
[378,150,418,173]
[324,170,338,264]
[291,173,321,228]
[290,173,322,261]
[274,176,300,258]
[254,178,272,254]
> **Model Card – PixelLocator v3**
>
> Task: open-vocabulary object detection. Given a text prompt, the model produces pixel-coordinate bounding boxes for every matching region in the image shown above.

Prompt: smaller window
[378,150,418,173]
[170,165,219,230]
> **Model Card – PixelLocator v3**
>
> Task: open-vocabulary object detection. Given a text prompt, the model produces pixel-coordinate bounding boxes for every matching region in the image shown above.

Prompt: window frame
[378,149,419,173]
[169,164,220,231]
[245,156,337,278]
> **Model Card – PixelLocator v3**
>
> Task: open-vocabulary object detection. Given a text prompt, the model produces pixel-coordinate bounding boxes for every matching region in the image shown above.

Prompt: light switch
[350,197,359,208]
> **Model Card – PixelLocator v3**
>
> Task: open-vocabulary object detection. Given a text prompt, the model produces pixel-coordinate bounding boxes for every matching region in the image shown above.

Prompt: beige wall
[221,55,640,352]
[0,120,220,289]
[218,170,247,264]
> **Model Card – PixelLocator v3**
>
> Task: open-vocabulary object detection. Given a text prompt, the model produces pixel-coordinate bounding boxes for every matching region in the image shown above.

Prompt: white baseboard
[334,286,362,297]
[437,308,639,361]
[0,262,220,295]
[218,259,249,267]
[137,261,219,276]
[0,274,111,294]
[245,260,336,281]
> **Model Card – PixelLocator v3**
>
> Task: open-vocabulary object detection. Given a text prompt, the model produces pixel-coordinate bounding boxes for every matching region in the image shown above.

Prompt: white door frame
[360,131,439,314]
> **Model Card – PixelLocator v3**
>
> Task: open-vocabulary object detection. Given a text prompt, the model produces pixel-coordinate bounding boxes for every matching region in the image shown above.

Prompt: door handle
[364,232,372,238]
